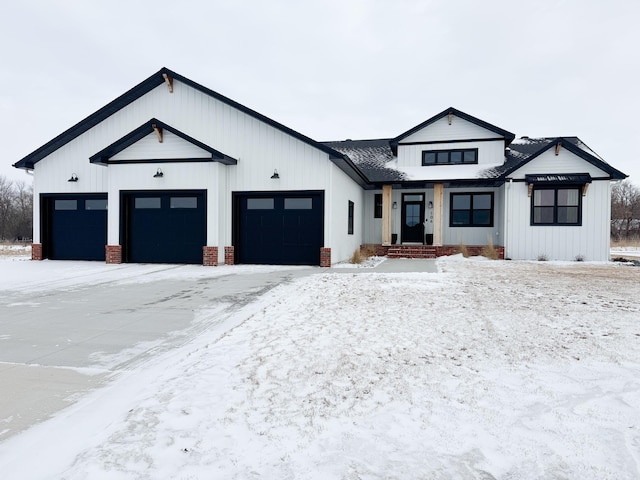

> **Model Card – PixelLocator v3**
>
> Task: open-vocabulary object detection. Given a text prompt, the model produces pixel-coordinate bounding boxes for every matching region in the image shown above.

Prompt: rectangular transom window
[170,197,198,209]
[374,194,382,218]
[532,187,581,225]
[135,197,161,209]
[450,192,493,227]
[85,199,108,210]
[54,199,78,210]
[423,149,478,166]
[348,201,354,235]
[284,198,312,209]
[247,198,274,210]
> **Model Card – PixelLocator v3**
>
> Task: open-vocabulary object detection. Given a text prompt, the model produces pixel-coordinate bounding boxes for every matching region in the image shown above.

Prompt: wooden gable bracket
[582,183,589,196]
[555,141,561,156]
[152,124,163,143]
[528,183,534,197]
[162,73,174,93]
[448,112,453,125]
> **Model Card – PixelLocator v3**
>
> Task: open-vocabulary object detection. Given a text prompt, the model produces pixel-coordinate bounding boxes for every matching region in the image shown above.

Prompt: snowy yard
[1,255,640,479]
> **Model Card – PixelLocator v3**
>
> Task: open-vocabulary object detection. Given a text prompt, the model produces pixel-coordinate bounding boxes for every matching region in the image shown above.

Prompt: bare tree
[0,175,33,242]
[611,179,640,240]
[11,180,33,241]
[0,175,14,241]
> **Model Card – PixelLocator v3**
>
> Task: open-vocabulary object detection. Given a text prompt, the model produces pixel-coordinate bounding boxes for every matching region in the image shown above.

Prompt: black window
[450,193,493,227]
[348,201,354,235]
[532,187,581,225]
[374,194,382,218]
[423,149,478,166]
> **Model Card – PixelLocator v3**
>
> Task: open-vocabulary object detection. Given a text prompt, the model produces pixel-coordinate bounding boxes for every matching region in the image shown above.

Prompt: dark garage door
[122,191,206,264]
[43,195,108,261]
[235,192,323,265]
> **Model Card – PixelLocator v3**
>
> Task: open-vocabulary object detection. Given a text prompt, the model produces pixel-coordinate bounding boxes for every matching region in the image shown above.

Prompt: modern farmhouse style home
[14,68,627,265]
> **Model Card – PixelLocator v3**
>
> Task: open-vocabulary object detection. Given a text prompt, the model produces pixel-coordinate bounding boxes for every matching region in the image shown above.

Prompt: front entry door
[401,194,425,243]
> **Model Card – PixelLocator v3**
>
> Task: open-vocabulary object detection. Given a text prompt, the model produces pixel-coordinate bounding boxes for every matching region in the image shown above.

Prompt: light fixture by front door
[68,173,78,182]
[153,168,164,178]
[271,169,280,179]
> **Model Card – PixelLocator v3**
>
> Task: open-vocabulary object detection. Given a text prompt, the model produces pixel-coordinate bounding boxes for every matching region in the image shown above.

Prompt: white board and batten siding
[401,116,501,143]
[508,148,610,179]
[110,131,211,161]
[31,79,360,263]
[396,115,506,168]
[505,148,612,261]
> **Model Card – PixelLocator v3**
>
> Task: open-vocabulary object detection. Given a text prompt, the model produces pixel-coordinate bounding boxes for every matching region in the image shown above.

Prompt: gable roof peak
[389,106,516,155]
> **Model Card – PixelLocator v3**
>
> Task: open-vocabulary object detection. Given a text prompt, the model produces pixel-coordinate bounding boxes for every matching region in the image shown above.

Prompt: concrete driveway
[0,262,315,441]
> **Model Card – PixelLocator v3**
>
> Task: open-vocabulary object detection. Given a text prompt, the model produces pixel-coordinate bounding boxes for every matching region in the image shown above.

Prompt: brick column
[31,243,43,261]
[320,247,331,267]
[106,245,122,264]
[224,246,235,265]
[202,246,218,266]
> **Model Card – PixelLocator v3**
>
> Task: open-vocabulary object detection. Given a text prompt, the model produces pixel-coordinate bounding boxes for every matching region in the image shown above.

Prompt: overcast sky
[1,0,638,185]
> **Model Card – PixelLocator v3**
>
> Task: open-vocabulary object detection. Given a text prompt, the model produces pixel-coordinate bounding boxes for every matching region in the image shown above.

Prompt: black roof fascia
[13,71,166,170]
[501,138,627,180]
[366,178,504,190]
[14,67,366,184]
[89,118,237,166]
[389,107,516,155]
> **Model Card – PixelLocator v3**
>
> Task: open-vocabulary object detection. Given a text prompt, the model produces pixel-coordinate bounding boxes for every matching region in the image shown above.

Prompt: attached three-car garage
[40,190,324,265]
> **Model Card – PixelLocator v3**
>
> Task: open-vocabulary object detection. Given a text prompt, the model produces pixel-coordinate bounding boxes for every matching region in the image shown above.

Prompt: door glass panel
[55,200,77,210]
[436,152,449,163]
[405,204,421,227]
[85,199,107,210]
[170,197,198,209]
[450,151,462,163]
[247,198,274,209]
[135,197,161,209]
[404,194,423,202]
[284,198,312,209]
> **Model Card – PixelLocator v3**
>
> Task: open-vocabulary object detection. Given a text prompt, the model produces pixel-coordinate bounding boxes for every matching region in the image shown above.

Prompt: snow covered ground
[1,255,639,479]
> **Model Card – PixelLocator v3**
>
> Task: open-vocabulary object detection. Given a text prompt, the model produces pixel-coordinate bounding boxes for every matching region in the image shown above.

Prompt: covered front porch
[366,182,505,258]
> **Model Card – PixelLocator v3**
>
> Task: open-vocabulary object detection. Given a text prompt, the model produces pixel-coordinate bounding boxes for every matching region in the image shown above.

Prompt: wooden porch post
[433,183,444,246]
[382,185,392,245]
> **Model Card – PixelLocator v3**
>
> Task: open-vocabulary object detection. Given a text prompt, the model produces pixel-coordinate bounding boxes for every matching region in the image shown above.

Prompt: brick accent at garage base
[224,246,235,265]
[31,243,43,261]
[202,246,218,266]
[106,245,123,264]
[320,247,331,267]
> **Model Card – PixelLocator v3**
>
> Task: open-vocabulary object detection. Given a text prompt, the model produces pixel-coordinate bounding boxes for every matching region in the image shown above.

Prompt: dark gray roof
[482,137,626,180]
[328,136,627,184]
[322,139,407,182]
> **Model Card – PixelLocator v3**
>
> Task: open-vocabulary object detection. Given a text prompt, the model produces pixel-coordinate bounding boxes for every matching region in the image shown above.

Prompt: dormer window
[422,148,478,166]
